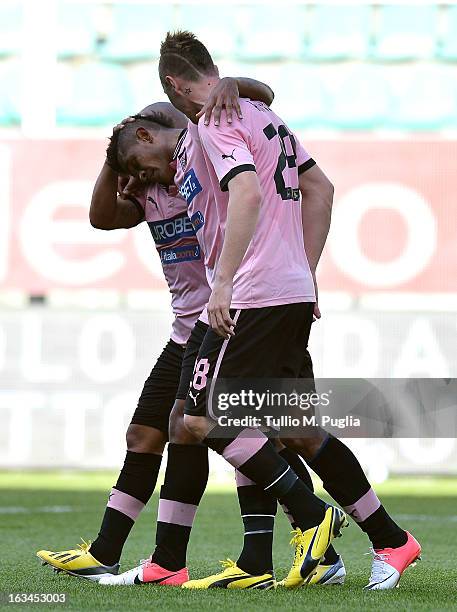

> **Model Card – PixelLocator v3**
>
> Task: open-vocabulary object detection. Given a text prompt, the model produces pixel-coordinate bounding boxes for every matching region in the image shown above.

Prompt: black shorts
[299,348,315,381]
[130,339,185,433]
[176,320,208,400]
[184,302,315,417]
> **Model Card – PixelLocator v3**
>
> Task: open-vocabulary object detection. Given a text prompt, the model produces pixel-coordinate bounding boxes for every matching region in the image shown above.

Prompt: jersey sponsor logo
[147,211,196,246]
[190,211,205,232]
[179,168,202,204]
[222,148,236,161]
[159,243,201,265]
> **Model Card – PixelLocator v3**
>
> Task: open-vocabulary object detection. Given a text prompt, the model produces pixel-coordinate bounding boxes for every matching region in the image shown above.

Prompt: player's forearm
[90,163,120,229]
[236,77,274,106]
[215,183,261,284]
[301,185,333,273]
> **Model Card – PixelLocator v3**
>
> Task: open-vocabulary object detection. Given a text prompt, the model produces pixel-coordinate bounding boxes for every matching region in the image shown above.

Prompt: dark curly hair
[106,112,174,174]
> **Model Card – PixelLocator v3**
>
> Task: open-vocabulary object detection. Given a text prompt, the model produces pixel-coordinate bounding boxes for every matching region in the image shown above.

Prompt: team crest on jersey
[190,211,205,232]
[178,148,187,171]
[179,168,202,204]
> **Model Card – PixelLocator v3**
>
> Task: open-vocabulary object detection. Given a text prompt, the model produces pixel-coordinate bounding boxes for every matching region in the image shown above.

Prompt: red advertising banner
[0,137,455,293]
[309,140,457,293]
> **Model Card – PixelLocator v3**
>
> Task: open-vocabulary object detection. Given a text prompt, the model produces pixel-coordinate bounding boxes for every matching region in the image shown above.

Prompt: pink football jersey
[172,121,223,288]
[134,181,210,345]
[198,98,316,309]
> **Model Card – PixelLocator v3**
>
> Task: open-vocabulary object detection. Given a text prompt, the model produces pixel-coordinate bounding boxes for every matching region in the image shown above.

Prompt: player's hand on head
[207,280,235,339]
[112,115,136,133]
[119,175,143,198]
[197,77,243,127]
[117,175,130,196]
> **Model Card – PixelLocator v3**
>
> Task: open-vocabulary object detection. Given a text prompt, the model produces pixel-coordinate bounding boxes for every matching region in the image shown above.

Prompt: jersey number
[192,358,210,391]
[263,123,299,202]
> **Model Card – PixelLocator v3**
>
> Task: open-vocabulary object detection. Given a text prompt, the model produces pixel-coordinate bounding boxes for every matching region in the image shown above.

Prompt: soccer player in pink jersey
[37,89,326,586]
[33,93,249,581]
[92,50,379,590]
[154,31,421,591]
[36,103,210,581]
[79,95,342,589]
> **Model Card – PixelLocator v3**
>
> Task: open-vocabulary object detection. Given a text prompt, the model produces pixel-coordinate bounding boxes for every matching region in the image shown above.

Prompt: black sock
[151,444,208,571]
[279,447,313,490]
[205,433,326,532]
[359,506,408,550]
[90,451,162,566]
[279,447,339,565]
[309,436,407,549]
[235,471,276,575]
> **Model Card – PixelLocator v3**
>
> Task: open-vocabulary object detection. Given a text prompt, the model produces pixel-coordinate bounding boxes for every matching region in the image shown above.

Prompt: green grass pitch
[1,472,456,611]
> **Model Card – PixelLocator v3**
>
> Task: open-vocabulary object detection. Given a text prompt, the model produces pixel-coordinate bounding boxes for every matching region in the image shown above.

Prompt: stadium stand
[306,4,372,61]
[98,3,174,62]
[177,3,239,60]
[56,61,133,125]
[0,60,20,125]
[126,61,169,111]
[0,1,22,57]
[325,64,391,130]
[438,4,457,61]
[236,4,307,61]
[371,4,437,61]
[273,63,329,128]
[2,1,456,130]
[57,2,98,59]
[386,64,456,130]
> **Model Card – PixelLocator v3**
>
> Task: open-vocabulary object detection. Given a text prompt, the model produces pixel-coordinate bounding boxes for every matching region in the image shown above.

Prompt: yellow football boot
[278,554,346,587]
[37,539,119,581]
[282,506,349,588]
[182,559,275,590]
[306,555,346,585]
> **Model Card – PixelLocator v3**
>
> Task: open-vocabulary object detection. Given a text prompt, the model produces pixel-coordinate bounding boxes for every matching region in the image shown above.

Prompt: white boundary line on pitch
[1,508,456,522]
[0,506,74,514]
[395,513,457,522]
